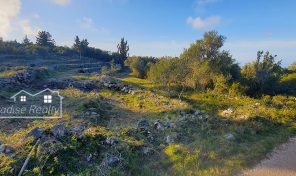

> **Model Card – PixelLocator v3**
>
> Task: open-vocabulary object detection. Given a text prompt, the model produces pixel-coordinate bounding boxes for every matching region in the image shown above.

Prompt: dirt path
[242,137,296,176]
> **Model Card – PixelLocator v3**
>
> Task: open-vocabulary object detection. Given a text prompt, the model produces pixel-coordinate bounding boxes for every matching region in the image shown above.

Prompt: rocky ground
[0,55,295,176]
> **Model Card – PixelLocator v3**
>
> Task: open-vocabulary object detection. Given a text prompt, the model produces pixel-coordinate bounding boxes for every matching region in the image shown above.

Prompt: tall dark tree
[241,51,283,96]
[80,39,89,55]
[117,37,129,65]
[36,31,55,47]
[73,36,81,58]
[73,36,81,51]
[22,35,32,45]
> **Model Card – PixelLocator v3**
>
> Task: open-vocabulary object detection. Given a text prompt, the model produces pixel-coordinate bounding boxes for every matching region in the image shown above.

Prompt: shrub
[228,82,245,97]
[125,56,156,78]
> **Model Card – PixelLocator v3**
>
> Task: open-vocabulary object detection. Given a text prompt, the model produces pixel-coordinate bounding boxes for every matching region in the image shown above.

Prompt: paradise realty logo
[0,88,63,118]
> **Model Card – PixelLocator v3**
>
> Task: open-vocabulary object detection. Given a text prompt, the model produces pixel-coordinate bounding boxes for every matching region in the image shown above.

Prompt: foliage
[147,31,240,94]
[22,35,33,46]
[0,34,120,62]
[117,37,129,65]
[36,31,55,48]
[125,56,156,78]
[241,51,283,96]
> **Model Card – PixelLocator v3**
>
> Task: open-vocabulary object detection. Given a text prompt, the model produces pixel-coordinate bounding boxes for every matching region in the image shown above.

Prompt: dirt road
[242,137,296,176]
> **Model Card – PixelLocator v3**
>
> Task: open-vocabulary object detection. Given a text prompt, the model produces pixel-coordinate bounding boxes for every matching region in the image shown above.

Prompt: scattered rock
[104,156,121,167]
[180,111,186,115]
[37,139,63,157]
[165,135,174,144]
[86,154,93,162]
[250,103,260,108]
[69,125,84,138]
[0,144,15,158]
[154,120,164,130]
[178,116,187,123]
[142,147,154,155]
[137,119,149,127]
[194,110,202,116]
[99,78,134,95]
[50,124,66,138]
[224,133,235,140]
[106,137,117,145]
[91,112,97,115]
[165,119,176,128]
[26,127,45,140]
[0,144,6,153]
[221,108,234,117]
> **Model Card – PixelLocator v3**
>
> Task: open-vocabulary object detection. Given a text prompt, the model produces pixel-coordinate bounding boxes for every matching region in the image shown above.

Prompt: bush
[280,73,296,95]
[125,56,156,78]
[241,51,283,96]
[228,82,245,97]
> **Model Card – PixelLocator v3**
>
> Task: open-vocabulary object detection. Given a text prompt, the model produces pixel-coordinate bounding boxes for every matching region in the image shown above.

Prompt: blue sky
[1,0,296,66]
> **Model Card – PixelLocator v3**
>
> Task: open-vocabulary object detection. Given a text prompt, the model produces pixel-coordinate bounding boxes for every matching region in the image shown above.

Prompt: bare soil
[242,137,296,176]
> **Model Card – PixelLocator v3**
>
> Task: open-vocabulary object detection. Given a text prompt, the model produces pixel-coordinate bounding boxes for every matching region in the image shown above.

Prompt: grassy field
[0,68,295,175]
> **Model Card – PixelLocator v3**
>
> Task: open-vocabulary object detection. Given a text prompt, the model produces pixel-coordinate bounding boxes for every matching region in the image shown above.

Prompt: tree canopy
[36,31,55,48]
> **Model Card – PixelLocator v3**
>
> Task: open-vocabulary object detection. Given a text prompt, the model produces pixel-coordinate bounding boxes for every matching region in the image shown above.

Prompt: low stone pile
[47,78,98,91]
[10,70,36,85]
[0,68,48,88]
[99,76,135,95]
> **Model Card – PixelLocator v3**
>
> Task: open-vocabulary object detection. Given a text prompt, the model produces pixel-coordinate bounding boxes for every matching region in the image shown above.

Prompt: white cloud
[52,0,71,6]
[18,19,40,36]
[186,16,221,29]
[0,0,21,38]
[79,17,109,34]
[80,17,97,31]
[195,0,221,12]
[0,0,41,39]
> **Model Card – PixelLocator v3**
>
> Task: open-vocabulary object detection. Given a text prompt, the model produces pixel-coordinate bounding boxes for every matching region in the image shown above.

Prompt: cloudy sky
[0,0,295,66]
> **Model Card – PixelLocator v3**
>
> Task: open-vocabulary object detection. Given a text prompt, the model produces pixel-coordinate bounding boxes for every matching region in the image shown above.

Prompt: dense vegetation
[126,31,296,97]
[0,31,128,64]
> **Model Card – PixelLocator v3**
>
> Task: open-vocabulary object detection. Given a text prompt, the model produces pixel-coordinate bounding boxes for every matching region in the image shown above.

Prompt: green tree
[36,31,55,47]
[117,37,129,65]
[288,62,296,72]
[180,31,225,62]
[125,56,156,78]
[241,51,283,96]
[80,39,89,55]
[22,35,32,45]
[73,36,81,57]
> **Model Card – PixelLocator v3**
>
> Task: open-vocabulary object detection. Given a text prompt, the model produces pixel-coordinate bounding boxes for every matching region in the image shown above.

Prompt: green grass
[0,70,19,77]
[72,74,100,81]
[1,75,296,176]
[120,77,160,88]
